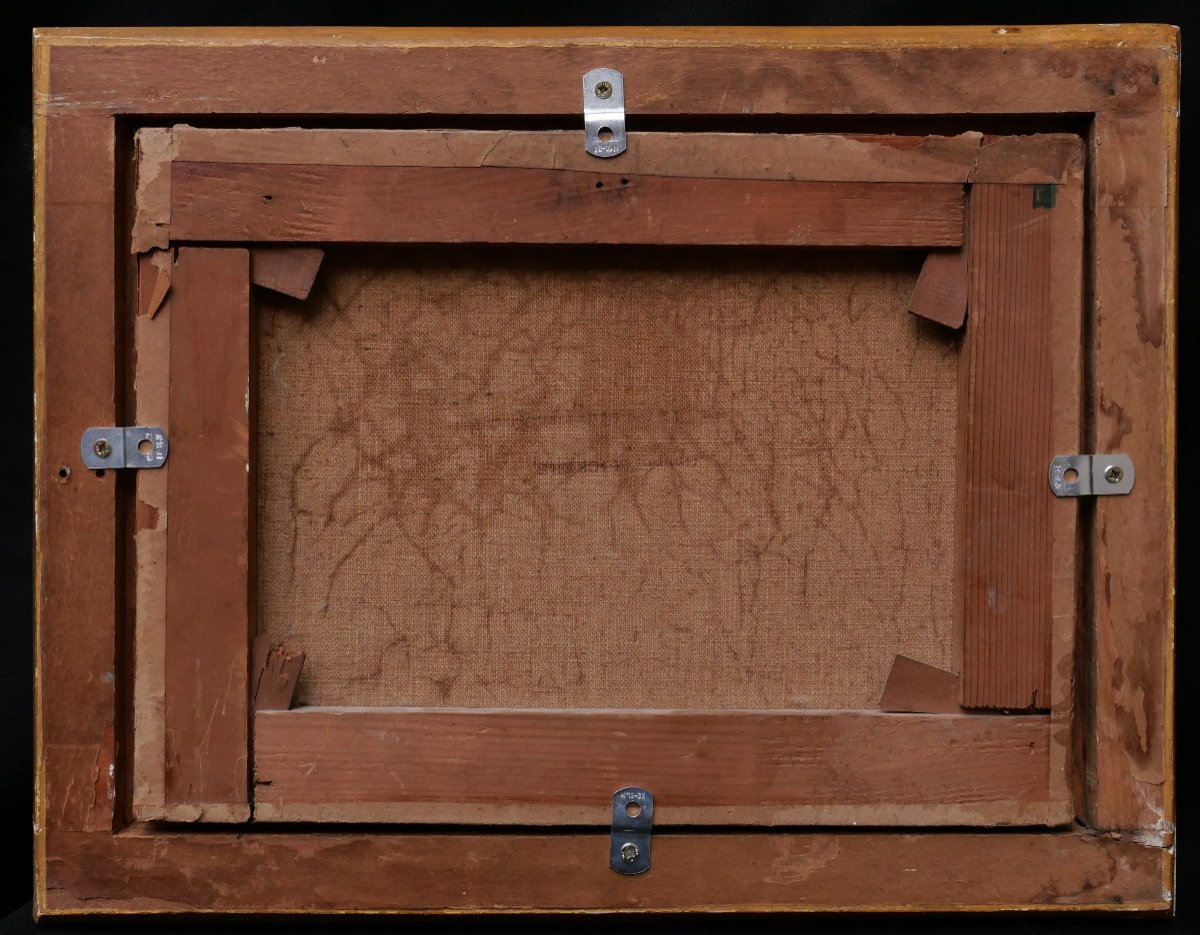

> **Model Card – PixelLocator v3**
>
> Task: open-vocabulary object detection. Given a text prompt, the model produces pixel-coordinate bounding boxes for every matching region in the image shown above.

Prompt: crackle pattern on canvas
[257,246,958,708]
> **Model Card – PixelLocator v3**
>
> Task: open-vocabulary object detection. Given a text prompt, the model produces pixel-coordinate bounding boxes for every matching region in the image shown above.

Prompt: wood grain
[253,709,1059,826]
[250,247,324,300]
[958,184,1055,710]
[169,162,964,247]
[131,128,176,253]
[1086,107,1176,835]
[37,27,1174,121]
[127,129,1084,252]
[910,249,968,328]
[969,134,1086,184]
[136,249,171,318]
[1047,171,1086,816]
[41,826,1170,914]
[162,247,253,821]
[130,254,171,819]
[35,113,120,834]
[879,656,961,713]
[164,128,1083,184]
[251,636,304,712]
[171,127,985,177]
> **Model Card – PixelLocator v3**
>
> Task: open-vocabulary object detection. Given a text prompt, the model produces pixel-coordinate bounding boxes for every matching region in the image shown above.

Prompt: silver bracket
[1048,453,1135,497]
[80,426,169,470]
[609,786,652,875]
[583,68,627,158]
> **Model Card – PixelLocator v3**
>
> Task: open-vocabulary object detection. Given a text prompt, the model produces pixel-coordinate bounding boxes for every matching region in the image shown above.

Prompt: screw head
[92,438,113,459]
[595,80,613,99]
[620,842,640,863]
[1104,464,1125,484]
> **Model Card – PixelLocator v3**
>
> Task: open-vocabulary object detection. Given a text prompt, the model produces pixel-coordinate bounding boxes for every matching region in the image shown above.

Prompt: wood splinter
[137,248,173,318]
[879,655,962,714]
[250,247,325,300]
[252,634,306,711]
[909,247,969,329]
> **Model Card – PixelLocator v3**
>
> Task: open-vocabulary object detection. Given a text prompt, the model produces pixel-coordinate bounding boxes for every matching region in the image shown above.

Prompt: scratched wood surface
[130,251,171,819]
[169,162,965,247]
[35,113,120,835]
[42,826,1169,914]
[1086,110,1176,837]
[253,708,1059,826]
[130,128,1085,252]
[162,247,254,821]
[37,25,1176,124]
[958,184,1055,710]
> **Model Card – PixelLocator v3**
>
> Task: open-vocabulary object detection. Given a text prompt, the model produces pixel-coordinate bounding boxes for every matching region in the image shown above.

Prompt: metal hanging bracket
[1048,453,1135,497]
[80,426,169,470]
[583,68,627,158]
[609,786,653,875]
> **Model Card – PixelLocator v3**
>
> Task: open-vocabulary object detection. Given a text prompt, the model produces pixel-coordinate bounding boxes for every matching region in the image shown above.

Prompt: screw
[1104,464,1125,484]
[92,438,113,459]
[595,80,613,99]
[620,842,639,863]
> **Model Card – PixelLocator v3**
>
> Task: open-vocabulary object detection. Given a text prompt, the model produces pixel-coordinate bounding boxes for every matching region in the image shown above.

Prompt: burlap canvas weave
[257,246,958,708]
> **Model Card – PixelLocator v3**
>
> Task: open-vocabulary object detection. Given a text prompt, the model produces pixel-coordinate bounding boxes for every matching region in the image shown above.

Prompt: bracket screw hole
[1104,464,1125,484]
[1063,468,1078,484]
[620,842,639,862]
[92,438,112,459]
[595,81,613,99]
[625,801,641,817]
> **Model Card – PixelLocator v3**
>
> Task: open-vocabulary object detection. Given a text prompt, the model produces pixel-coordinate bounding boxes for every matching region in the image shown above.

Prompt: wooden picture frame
[34,26,1177,915]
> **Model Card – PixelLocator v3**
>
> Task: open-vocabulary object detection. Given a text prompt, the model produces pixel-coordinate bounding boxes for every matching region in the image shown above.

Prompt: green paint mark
[1032,184,1057,209]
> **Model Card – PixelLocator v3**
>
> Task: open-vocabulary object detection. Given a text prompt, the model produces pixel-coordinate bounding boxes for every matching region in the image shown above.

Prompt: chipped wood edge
[969,134,1086,185]
[130,254,171,821]
[131,128,176,253]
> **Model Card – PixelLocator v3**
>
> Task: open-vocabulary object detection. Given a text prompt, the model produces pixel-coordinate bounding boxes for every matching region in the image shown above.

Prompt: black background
[1,2,1193,931]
